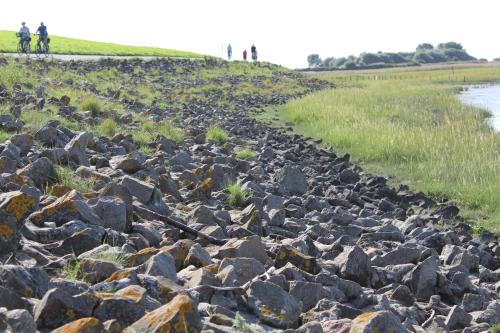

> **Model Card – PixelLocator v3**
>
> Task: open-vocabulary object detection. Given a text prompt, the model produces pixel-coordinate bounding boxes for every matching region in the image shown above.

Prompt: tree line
[307,42,476,70]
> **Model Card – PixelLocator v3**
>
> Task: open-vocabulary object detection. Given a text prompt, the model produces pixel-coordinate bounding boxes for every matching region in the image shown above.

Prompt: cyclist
[243,49,247,61]
[18,22,30,43]
[36,22,48,50]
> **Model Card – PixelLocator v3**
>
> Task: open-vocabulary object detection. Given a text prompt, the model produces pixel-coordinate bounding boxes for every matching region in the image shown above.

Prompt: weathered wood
[132,203,229,246]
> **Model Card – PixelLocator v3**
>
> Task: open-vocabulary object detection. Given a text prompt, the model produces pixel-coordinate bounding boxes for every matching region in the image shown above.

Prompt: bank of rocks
[0,58,498,333]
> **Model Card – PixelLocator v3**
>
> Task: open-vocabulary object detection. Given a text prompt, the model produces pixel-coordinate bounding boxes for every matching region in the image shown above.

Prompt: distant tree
[307,54,322,68]
[437,42,463,50]
[322,57,336,68]
[416,43,434,51]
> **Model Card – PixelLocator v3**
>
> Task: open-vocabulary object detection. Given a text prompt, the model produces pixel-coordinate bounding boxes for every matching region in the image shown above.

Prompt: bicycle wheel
[35,43,41,58]
[17,41,23,55]
[44,43,50,57]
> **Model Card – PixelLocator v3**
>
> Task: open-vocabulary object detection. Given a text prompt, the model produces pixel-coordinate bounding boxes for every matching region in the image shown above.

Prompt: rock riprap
[0,57,498,332]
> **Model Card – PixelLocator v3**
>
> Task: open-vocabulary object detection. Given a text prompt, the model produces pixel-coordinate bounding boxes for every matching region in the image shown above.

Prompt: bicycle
[35,36,50,58]
[16,33,31,56]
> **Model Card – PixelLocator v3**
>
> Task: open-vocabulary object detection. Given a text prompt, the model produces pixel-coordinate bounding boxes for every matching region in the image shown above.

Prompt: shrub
[226,182,249,207]
[97,118,118,137]
[80,96,102,116]
[235,148,257,160]
[206,127,228,145]
[493,324,500,333]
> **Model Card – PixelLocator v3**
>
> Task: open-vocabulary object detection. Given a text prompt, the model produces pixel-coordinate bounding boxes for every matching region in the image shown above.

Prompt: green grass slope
[272,67,500,232]
[0,30,203,57]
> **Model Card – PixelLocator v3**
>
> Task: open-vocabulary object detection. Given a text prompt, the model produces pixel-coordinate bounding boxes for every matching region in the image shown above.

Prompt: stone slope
[0,58,498,333]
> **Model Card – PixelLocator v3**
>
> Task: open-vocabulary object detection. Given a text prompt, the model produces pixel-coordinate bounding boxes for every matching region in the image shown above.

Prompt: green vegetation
[96,118,118,137]
[62,260,82,281]
[0,30,202,58]
[273,66,500,231]
[226,183,249,208]
[233,312,265,333]
[491,324,500,333]
[96,251,126,266]
[80,96,102,116]
[206,127,229,145]
[235,148,257,160]
[53,166,95,193]
[308,42,476,70]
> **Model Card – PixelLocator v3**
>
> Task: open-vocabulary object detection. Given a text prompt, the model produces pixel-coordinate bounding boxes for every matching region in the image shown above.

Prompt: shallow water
[460,85,500,131]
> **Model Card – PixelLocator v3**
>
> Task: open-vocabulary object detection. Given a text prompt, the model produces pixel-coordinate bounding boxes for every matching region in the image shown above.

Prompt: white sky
[1,0,499,68]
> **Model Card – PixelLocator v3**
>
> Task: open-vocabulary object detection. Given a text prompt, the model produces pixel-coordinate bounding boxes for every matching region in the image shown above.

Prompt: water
[460,85,500,131]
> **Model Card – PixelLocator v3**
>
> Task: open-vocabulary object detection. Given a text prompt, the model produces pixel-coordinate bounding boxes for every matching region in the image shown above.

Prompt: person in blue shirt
[18,22,30,42]
[36,22,48,49]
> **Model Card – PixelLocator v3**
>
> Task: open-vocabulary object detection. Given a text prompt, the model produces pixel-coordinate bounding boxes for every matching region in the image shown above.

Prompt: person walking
[243,49,247,61]
[227,44,232,60]
[251,44,257,61]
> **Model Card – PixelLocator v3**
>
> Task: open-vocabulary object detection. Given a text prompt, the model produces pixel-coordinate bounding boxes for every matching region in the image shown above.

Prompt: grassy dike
[269,66,500,231]
[0,30,202,58]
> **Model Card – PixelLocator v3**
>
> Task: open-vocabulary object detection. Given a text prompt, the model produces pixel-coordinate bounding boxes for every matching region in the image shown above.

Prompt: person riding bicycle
[18,22,30,43]
[36,22,48,49]
[227,43,232,60]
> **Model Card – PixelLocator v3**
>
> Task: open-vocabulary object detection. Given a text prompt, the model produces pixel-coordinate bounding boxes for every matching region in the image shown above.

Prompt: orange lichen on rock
[49,185,72,197]
[53,317,103,333]
[126,294,202,333]
[0,224,13,237]
[0,191,36,221]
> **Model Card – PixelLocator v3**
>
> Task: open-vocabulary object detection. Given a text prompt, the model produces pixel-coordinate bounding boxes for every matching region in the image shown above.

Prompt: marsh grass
[226,183,249,207]
[277,66,500,231]
[206,127,229,145]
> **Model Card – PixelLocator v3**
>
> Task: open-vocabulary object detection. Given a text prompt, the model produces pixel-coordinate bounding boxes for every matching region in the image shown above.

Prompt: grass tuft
[206,127,229,145]
[80,96,102,116]
[52,165,95,193]
[226,182,249,208]
[492,324,500,333]
[235,148,257,160]
[62,260,82,281]
[97,118,118,137]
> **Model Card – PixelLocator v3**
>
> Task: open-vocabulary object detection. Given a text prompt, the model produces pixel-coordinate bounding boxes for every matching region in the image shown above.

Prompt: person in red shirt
[243,49,247,61]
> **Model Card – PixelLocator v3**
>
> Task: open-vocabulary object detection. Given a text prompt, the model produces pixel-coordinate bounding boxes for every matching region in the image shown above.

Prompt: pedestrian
[227,43,232,60]
[243,49,247,61]
[251,44,257,61]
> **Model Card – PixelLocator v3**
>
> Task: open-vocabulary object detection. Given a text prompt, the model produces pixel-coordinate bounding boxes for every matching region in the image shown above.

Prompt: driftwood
[132,203,229,246]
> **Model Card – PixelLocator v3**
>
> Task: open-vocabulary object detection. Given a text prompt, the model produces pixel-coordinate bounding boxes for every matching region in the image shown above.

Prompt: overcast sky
[1,0,498,68]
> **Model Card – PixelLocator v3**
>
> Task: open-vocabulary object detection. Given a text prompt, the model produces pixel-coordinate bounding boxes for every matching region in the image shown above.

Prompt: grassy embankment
[0,30,202,58]
[267,67,500,231]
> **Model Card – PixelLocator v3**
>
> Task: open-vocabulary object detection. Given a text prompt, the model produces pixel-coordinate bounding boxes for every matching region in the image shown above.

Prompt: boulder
[216,235,270,264]
[125,294,202,333]
[65,132,93,166]
[402,256,438,301]
[4,309,36,333]
[18,157,54,188]
[275,245,320,274]
[28,190,101,227]
[34,288,98,329]
[121,176,154,204]
[349,311,405,333]
[444,305,472,330]
[184,243,213,267]
[332,246,372,286]
[217,257,265,287]
[141,252,178,282]
[87,196,127,232]
[274,165,308,195]
[109,155,142,174]
[247,280,301,329]
[52,317,104,333]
